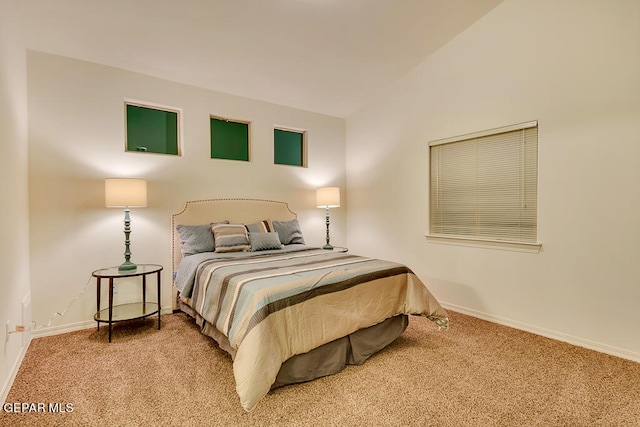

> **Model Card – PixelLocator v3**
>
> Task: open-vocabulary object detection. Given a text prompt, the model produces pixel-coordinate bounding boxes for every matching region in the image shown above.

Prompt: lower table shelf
[94,302,159,323]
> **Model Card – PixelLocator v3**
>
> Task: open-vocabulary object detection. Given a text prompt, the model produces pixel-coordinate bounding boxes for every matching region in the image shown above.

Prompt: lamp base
[118,261,137,272]
[322,244,334,250]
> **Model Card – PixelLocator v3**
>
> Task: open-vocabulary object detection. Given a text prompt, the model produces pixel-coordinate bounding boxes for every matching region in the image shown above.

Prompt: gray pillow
[249,232,283,251]
[177,221,228,255]
[273,219,305,245]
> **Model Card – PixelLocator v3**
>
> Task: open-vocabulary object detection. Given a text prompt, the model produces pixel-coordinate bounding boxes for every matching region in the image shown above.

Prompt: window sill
[425,234,542,253]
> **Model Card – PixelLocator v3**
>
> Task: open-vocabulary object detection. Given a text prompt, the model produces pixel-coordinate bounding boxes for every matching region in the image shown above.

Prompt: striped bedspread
[186,248,448,411]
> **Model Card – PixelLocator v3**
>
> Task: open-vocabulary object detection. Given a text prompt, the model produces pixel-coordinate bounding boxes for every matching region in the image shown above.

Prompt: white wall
[346,0,640,360]
[0,0,32,402]
[27,51,346,334]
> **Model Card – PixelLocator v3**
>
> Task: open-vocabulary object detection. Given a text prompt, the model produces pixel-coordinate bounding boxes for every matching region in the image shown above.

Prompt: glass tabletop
[92,264,163,278]
[94,302,159,322]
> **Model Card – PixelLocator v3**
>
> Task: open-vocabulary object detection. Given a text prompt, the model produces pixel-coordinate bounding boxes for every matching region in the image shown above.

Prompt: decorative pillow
[177,221,229,255]
[212,224,250,253]
[245,219,274,233]
[273,219,305,245]
[249,232,283,251]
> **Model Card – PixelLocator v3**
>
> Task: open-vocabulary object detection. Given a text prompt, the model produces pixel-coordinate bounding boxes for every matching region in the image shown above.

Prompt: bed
[171,198,448,411]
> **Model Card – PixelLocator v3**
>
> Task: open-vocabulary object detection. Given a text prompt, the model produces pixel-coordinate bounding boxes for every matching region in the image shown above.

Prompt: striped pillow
[245,219,274,233]
[212,224,250,253]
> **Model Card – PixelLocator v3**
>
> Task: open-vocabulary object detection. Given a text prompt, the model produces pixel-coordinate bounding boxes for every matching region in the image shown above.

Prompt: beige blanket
[187,249,448,410]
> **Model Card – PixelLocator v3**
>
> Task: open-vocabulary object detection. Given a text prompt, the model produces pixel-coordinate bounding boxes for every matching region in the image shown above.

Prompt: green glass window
[274,128,305,167]
[125,102,180,155]
[210,117,250,161]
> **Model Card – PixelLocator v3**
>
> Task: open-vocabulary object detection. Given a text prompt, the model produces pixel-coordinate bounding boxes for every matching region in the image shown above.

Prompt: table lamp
[316,186,340,250]
[105,178,147,271]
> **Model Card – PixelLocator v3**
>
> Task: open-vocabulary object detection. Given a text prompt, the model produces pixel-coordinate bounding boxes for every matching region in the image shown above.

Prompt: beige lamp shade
[316,186,340,208]
[105,178,147,208]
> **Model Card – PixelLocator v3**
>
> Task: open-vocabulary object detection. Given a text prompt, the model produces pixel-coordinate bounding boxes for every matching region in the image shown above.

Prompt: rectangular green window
[125,102,180,155]
[211,117,250,161]
[274,128,305,167]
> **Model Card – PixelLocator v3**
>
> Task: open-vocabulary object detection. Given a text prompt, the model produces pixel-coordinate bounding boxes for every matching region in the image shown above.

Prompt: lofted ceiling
[17,0,502,118]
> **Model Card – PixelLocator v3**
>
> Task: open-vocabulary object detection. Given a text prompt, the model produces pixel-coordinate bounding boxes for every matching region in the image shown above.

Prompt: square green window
[125,102,180,155]
[274,128,305,167]
[211,117,250,161]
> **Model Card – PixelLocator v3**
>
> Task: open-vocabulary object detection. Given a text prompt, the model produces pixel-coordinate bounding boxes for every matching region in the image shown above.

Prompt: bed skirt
[178,298,408,389]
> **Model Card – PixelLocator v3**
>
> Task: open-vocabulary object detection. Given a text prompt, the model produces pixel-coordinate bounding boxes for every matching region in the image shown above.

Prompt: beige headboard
[171,198,297,279]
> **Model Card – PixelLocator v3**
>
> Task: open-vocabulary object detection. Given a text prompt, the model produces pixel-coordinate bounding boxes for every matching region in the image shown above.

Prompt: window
[210,116,250,161]
[125,101,180,155]
[274,128,306,167]
[429,121,539,246]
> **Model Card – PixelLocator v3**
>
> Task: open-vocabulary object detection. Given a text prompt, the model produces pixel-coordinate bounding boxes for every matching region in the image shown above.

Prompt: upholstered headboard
[171,198,297,279]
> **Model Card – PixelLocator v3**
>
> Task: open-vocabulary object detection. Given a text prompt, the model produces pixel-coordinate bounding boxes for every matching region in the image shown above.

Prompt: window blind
[430,122,538,244]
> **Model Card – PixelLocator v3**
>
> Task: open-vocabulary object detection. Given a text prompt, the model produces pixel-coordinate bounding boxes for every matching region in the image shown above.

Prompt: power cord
[7,274,94,335]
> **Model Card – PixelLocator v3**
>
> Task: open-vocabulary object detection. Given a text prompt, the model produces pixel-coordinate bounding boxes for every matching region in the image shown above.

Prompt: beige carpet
[2,311,639,426]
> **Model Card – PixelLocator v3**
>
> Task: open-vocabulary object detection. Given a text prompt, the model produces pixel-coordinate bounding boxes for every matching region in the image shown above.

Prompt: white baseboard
[1,336,31,404]
[31,320,95,339]
[441,302,640,363]
[31,306,174,339]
